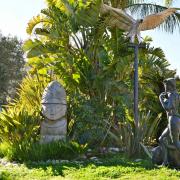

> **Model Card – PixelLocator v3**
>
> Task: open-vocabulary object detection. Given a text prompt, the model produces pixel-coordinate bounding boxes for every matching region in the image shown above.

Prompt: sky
[141,0,180,75]
[0,0,179,75]
[0,0,46,38]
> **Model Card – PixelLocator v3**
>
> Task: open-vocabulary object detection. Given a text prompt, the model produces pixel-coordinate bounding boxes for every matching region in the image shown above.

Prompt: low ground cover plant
[0,154,180,180]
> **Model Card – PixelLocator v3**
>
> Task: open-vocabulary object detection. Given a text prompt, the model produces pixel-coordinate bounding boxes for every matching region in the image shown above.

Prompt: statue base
[40,135,66,144]
[152,146,180,168]
[40,118,67,144]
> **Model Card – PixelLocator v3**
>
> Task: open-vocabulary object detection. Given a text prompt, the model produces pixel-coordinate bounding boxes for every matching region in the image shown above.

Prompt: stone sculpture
[40,81,67,143]
[152,78,180,167]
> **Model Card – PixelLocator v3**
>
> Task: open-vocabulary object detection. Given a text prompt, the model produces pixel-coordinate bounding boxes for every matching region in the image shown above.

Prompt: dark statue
[152,78,180,167]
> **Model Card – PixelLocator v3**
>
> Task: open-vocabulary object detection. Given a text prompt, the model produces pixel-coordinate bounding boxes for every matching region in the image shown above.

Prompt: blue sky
[141,0,180,75]
[0,0,179,75]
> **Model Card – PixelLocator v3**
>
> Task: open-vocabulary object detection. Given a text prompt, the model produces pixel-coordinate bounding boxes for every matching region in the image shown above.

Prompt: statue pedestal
[168,148,180,167]
[40,118,67,144]
[152,145,180,168]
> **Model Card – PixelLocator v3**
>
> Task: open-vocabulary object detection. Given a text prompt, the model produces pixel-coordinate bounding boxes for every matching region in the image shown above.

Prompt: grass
[0,154,180,180]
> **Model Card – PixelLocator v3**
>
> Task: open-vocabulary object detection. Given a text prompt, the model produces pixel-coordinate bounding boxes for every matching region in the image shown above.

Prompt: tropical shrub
[0,75,50,138]
[108,110,162,157]
[0,140,87,162]
[21,0,180,156]
[70,95,112,146]
[0,108,40,144]
[0,75,51,160]
[0,0,174,160]
[0,170,12,180]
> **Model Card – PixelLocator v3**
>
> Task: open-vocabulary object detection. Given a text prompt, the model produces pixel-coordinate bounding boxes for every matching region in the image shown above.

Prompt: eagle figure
[101,4,180,43]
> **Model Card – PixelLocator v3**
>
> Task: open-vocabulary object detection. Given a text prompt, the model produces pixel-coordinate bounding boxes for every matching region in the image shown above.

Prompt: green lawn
[0,154,180,180]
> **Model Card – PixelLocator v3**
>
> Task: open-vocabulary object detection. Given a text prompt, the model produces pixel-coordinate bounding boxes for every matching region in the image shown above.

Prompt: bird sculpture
[101,4,180,43]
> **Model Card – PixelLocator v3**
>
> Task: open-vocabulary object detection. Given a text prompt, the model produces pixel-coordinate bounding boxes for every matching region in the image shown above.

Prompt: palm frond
[26,14,52,35]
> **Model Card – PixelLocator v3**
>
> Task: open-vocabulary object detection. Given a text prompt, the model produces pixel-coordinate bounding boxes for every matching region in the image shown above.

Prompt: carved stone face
[42,99,66,121]
[41,81,67,120]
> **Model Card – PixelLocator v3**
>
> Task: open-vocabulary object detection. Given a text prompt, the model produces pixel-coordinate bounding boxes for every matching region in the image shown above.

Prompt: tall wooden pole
[134,44,139,128]
[129,43,146,129]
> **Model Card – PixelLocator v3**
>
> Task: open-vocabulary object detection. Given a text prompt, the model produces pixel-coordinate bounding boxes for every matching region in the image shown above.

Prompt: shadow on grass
[24,153,156,177]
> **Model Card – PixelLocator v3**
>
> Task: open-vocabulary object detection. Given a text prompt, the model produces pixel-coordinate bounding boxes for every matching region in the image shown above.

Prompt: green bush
[0,75,50,161]
[0,170,12,180]
[0,140,87,162]
[0,108,40,144]
[70,96,112,146]
[0,75,50,144]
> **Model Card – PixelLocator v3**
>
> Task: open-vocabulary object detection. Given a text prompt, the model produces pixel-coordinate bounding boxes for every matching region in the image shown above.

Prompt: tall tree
[0,33,25,104]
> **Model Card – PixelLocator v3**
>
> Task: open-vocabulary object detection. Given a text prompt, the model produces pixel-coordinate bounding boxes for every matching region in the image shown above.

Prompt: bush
[0,108,40,144]
[69,95,113,147]
[0,75,50,144]
[0,74,50,161]
[0,170,12,180]
[0,141,87,162]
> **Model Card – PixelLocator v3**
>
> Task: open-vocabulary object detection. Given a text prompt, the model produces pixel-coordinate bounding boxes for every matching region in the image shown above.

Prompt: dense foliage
[0,140,87,162]
[0,0,180,160]
[23,0,179,153]
[0,75,49,144]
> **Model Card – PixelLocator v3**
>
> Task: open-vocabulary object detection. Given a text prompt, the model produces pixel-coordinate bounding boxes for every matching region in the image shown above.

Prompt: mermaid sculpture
[152,78,180,167]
